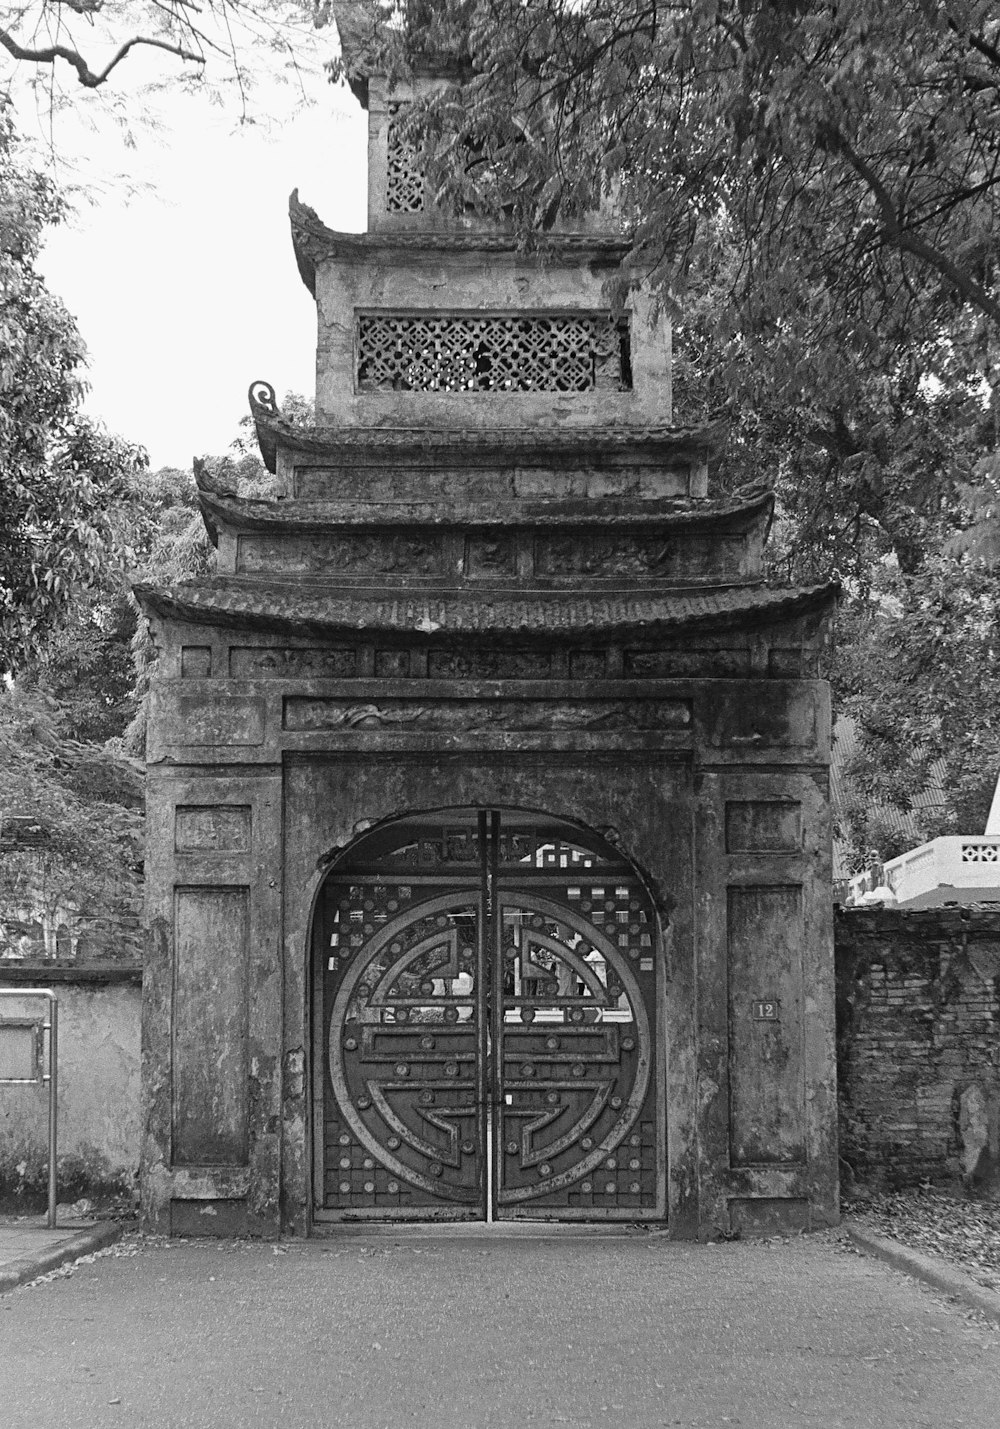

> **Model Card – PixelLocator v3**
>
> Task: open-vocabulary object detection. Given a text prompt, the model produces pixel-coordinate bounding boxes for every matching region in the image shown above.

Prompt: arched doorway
[312,808,665,1222]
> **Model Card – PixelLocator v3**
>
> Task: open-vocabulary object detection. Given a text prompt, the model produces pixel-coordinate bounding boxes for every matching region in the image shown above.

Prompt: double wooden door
[315,810,664,1221]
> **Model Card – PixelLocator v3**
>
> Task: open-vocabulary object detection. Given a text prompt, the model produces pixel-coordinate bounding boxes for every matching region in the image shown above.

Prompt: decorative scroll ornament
[248,380,279,416]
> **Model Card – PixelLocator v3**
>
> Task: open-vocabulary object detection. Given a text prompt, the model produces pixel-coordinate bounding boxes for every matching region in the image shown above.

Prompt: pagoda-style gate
[136,11,839,1238]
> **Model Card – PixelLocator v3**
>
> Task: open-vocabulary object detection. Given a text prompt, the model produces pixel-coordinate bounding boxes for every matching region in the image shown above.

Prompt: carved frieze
[625,649,751,678]
[426,649,553,680]
[467,533,517,578]
[229,647,358,679]
[283,698,692,732]
[236,533,445,577]
[536,534,724,579]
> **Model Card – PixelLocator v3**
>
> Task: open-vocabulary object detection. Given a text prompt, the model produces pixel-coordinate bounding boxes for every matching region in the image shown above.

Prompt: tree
[383,1,1000,326]
[834,556,1000,852]
[0,104,152,674]
[1,0,322,104]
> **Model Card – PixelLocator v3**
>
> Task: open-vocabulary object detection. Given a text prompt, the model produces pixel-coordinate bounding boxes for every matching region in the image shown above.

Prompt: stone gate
[136,28,839,1237]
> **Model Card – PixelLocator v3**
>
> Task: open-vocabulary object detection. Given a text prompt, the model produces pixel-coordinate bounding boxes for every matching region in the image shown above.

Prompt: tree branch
[0,26,204,88]
[827,125,1000,328]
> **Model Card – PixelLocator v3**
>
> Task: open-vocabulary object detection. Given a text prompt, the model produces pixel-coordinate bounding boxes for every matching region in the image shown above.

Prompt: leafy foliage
[835,558,1000,851]
[0,104,152,675]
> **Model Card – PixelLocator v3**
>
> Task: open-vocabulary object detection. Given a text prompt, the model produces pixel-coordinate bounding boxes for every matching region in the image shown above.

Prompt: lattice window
[961,842,1000,862]
[385,103,425,214]
[356,313,630,393]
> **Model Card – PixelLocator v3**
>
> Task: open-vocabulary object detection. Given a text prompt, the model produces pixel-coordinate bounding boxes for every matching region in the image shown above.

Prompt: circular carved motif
[327,861,657,1212]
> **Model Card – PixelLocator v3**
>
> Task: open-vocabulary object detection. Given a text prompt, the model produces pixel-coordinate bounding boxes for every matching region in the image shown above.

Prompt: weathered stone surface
[134,57,838,1241]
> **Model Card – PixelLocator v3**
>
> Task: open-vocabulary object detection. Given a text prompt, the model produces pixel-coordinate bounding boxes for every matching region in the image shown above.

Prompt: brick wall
[836,906,1000,1191]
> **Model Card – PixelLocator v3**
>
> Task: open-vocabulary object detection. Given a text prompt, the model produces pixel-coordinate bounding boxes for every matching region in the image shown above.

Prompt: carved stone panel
[175,806,252,855]
[180,646,212,679]
[625,649,751,678]
[536,534,724,579]
[236,533,445,577]
[283,697,692,732]
[374,649,411,678]
[725,802,801,854]
[177,696,265,746]
[229,647,358,680]
[426,649,553,680]
[727,886,805,1167]
[173,887,250,1166]
[467,533,517,578]
[568,650,607,680]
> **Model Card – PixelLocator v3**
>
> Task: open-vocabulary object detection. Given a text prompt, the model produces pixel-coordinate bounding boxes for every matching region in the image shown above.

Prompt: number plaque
[752,999,780,1021]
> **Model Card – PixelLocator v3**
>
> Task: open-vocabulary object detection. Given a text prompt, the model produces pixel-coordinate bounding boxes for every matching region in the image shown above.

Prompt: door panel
[495,889,657,1217]
[317,811,664,1222]
[321,879,485,1217]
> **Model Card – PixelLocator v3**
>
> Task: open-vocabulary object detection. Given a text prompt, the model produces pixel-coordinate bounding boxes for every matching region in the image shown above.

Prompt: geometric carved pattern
[318,811,662,1221]
[385,103,425,213]
[961,842,1000,862]
[356,314,626,393]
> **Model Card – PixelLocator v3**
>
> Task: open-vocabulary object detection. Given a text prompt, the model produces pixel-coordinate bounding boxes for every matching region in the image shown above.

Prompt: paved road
[1,1229,998,1428]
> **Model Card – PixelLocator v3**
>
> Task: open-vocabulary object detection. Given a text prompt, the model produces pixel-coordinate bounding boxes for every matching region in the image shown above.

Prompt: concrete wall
[0,969,141,1209]
[836,907,1000,1192]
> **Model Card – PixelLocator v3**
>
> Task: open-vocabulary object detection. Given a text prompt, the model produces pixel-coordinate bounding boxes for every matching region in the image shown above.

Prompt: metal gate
[314,810,664,1221]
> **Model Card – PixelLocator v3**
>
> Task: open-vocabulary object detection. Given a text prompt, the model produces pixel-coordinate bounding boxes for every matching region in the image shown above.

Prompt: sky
[15,26,368,470]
